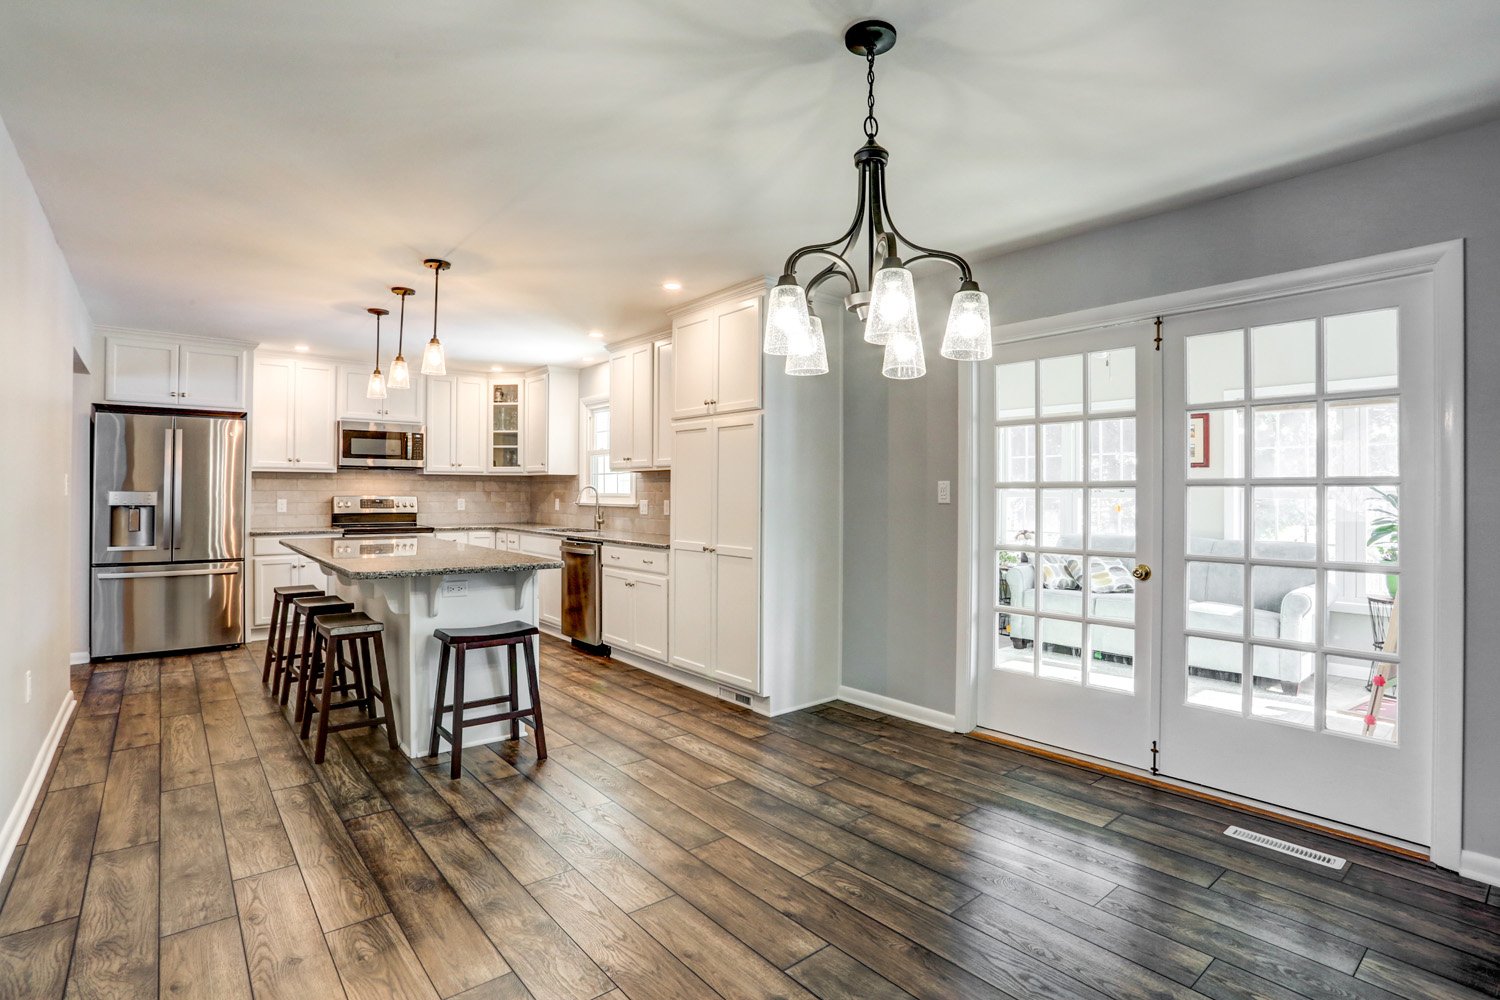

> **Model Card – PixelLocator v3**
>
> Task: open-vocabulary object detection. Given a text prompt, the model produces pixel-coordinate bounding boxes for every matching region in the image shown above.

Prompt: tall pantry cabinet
[667,279,843,714]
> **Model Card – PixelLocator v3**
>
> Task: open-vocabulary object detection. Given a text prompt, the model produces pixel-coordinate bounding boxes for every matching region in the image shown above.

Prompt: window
[581,400,636,504]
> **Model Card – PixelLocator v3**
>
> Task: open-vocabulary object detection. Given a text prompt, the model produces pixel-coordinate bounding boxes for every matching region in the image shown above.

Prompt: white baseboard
[69,651,89,666]
[0,690,77,878]
[1460,849,1500,888]
[837,685,958,733]
[770,696,837,716]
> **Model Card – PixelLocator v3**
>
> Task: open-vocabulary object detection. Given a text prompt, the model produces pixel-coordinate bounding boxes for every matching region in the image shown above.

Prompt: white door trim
[955,240,1464,869]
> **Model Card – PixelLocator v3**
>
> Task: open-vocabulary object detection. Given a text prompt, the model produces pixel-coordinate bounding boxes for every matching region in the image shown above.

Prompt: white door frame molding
[955,240,1465,869]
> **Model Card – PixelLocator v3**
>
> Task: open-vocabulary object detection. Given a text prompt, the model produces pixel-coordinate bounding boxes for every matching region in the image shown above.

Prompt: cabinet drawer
[601,544,667,575]
[252,534,336,556]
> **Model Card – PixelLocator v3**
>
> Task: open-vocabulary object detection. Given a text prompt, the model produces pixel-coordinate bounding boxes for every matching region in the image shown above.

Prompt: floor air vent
[718,686,753,707]
[1224,826,1347,870]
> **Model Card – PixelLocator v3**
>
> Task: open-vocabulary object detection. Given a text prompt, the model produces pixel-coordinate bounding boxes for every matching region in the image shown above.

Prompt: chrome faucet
[578,486,605,530]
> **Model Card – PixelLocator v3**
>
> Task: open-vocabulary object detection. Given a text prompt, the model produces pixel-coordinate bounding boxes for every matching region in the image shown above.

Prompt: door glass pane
[1186,636,1243,714]
[995,361,1036,420]
[1186,330,1245,404]
[1187,561,1244,635]
[1088,418,1136,481]
[1187,486,1244,556]
[1250,320,1316,399]
[1251,645,1314,726]
[997,426,1036,482]
[996,551,1027,608]
[1326,309,1398,393]
[1187,408,1245,479]
[1089,489,1136,550]
[1088,624,1134,692]
[1326,654,1398,743]
[1251,566,1316,645]
[1037,618,1083,683]
[1087,557,1136,623]
[1252,404,1316,477]
[1326,398,1398,477]
[1088,349,1135,413]
[1039,490,1083,547]
[1326,573,1397,652]
[1326,486,1398,565]
[1041,422,1084,481]
[1251,486,1317,558]
[997,489,1037,547]
[1034,554,1085,615]
[996,613,1034,673]
[1040,355,1084,416]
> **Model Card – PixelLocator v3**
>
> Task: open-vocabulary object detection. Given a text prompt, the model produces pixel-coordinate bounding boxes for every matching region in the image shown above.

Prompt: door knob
[1131,563,1152,582]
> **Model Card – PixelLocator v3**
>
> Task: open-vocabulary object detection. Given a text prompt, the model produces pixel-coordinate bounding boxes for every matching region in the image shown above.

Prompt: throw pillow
[1089,557,1136,593]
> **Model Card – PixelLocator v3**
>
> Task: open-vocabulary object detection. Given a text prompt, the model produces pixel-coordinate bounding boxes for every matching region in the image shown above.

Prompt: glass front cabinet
[489,378,523,472]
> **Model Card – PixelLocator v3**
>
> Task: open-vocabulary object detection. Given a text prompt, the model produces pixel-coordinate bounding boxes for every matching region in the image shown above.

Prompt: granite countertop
[249,522,668,550]
[280,536,563,580]
[248,527,341,537]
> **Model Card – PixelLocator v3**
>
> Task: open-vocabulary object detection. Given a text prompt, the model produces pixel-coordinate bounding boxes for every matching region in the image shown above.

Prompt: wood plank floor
[1,636,1496,999]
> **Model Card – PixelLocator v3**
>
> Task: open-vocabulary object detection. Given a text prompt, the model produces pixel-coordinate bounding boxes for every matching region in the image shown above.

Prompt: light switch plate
[554,497,561,511]
[456,498,466,511]
[276,497,288,513]
[937,480,952,504]
[639,500,649,515]
[664,499,670,516]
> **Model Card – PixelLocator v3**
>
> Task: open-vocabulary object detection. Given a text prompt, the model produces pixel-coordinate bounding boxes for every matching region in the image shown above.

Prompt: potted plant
[1367,487,1399,597]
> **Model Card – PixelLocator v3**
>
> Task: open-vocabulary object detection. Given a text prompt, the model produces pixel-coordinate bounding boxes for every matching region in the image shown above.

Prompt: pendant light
[420,258,450,376]
[387,286,415,389]
[365,307,389,399]
[765,19,992,378]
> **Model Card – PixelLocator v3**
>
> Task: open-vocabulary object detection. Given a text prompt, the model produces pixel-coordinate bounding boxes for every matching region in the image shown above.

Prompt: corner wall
[839,115,1500,860]
[0,114,93,853]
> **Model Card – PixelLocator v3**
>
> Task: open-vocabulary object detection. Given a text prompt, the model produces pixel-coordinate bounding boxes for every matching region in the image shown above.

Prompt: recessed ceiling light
[490,364,504,372]
[293,344,310,353]
[661,280,683,292]
[588,330,604,339]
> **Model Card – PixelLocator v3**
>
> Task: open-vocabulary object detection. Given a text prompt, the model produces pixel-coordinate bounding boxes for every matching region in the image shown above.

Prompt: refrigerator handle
[162,427,175,551]
[172,427,184,550]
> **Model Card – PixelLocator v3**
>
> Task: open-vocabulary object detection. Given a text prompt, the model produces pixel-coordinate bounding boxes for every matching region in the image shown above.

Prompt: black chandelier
[764,19,991,379]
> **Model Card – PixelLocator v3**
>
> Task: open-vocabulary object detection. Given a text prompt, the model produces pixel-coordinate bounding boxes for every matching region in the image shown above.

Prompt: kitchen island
[281,535,563,757]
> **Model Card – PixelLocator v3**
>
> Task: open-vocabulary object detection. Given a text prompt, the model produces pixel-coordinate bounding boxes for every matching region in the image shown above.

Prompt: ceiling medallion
[765,19,991,379]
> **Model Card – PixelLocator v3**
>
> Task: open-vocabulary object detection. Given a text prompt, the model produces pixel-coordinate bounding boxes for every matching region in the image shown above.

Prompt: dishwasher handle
[561,542,601,557]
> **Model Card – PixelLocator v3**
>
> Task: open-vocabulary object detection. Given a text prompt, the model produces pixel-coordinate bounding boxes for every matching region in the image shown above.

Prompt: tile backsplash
[251,469,670,538]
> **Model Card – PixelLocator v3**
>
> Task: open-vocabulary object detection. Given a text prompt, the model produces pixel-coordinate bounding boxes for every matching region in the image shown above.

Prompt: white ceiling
[3,1,1500,368]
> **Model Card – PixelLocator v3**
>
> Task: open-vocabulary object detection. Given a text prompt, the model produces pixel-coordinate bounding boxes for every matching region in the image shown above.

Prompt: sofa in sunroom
[1003,533,1315,690]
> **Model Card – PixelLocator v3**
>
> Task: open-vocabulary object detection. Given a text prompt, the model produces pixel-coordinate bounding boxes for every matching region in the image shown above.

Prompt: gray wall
[841,115,1500,857]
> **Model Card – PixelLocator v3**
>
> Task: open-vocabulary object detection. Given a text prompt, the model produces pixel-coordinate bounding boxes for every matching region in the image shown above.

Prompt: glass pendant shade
[366,369,387,399]
[420,337,446,376]
[864,265,918,346]
[387,355,411,389]
[939,283,993,361]
[764,279,812,356]
[881,324,926,380]
[785,315,829,376]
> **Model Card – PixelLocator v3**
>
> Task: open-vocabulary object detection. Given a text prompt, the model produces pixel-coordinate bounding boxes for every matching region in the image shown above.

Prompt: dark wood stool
[263,584,323,692]
[303,612,398,764]
[286,595,355,720]
[428,621,546,780]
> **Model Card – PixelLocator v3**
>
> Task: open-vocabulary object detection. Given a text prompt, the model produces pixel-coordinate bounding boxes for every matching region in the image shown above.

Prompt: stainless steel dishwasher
[561,538,605,649]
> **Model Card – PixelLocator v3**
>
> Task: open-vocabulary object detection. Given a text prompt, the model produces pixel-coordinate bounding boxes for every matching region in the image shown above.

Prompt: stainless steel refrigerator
[90,405,247,658]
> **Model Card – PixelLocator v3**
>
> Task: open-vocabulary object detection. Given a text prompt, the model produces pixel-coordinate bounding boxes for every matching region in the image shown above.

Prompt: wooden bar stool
[263,583,323,693]
[428,621,546,780]
[286,595,354,719]
[303,612,398,764]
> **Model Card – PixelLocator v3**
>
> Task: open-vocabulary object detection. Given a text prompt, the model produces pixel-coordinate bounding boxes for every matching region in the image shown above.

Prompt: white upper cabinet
[425,373,487,474]
[522,368,580,475]
[609,343,654,470]
[653,339,673,468]
[252,355,336,472]
[488,378,523,472]
[337,365,424,423]
[105,333,247,410]
[670,287,763,419]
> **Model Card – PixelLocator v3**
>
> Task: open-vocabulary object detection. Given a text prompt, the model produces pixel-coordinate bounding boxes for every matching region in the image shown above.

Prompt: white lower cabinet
[517,533,563,628]
[602,546,669,663]
[249,536,334,628]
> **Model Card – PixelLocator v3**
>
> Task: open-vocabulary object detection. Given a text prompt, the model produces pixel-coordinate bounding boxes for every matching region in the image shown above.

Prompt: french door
[977,273,1438,846]
[977,323,1161,769]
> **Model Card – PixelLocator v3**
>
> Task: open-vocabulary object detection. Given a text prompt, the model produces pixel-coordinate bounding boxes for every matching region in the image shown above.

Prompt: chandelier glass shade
[766,20,991,379]
[786,314,829,376]
[365,306,389,400]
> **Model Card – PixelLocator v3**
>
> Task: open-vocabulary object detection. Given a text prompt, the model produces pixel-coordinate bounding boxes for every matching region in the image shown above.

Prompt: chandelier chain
[863,49,878,140]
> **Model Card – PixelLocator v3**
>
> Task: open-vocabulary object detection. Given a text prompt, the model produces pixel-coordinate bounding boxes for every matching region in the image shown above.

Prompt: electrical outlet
[276,497,288,513]
[442,579,469,597]
[25,670,32,704]
[664,499,670,516]
[554,497,561,511]
[63,473,69,497]
[937,480,952,504]
[639,500,649,515]
[456,498,466,511]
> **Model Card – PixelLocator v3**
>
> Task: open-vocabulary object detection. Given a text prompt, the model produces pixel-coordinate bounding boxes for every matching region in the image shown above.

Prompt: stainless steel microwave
[338,421,425,469]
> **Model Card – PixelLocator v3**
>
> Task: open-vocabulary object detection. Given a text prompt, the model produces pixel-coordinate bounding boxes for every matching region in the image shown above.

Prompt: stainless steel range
[331,495,437,537]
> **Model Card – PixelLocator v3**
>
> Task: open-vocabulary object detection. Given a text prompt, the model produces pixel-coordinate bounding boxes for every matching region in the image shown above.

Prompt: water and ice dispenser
[106,490,159,550]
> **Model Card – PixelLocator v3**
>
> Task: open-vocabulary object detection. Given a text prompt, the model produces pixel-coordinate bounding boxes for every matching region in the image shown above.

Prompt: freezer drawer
[91,561,244,658]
